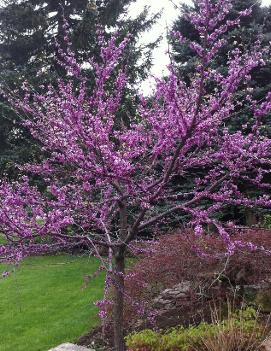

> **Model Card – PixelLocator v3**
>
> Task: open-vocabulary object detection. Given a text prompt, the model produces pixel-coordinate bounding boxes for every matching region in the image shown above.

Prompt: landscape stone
[154,281,191,308]
[48,343,93,351]
[260,337,271,351]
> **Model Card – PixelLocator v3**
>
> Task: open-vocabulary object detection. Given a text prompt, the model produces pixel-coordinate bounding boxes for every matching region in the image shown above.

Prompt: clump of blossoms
[0,1,271,350]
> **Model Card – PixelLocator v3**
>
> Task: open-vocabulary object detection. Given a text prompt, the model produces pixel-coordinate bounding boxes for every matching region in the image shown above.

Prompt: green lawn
[0,255,105,351]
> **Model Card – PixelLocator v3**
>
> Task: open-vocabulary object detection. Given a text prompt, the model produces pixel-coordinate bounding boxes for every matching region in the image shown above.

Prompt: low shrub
[123,229,271,329]
[126,307,269,351]
[264,215,271,229]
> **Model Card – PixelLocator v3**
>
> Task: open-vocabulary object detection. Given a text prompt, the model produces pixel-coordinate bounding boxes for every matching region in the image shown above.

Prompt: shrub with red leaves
[123,229,271,330]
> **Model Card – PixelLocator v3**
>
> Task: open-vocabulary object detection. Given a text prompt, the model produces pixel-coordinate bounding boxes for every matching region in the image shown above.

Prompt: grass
[0,254,105,351]
[0,233,7,245]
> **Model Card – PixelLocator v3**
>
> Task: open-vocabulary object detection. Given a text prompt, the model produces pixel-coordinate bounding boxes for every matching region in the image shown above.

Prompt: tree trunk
[112,199,128,350]
[113,248,126,351]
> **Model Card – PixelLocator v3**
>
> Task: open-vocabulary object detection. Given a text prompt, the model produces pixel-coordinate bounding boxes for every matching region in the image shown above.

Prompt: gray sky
[129,0,271,93]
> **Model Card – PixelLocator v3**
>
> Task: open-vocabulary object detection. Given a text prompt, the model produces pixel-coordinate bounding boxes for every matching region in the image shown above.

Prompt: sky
[129,0,271,93]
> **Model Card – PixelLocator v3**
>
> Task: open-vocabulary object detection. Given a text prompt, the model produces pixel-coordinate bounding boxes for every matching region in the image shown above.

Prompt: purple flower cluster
[1,271,10,279]
[95,299,113,319]
[0,0,270,265]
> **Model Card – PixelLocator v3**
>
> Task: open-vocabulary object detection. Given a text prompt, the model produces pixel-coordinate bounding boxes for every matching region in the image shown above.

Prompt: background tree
[171,0,271,101]
[171,0,271,225]
[0,0,159,176]
[0,0,271,350]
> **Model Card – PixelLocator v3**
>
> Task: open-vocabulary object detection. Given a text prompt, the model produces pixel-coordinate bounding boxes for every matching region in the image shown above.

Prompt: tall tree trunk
[113,248,126,351]
[113,200,128,351]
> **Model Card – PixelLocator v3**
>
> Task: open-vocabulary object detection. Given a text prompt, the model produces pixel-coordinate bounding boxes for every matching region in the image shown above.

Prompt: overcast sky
[129,0,271,93]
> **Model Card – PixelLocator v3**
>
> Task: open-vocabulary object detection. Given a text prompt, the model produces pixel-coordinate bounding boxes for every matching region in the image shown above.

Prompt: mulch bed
[77,326,114,350]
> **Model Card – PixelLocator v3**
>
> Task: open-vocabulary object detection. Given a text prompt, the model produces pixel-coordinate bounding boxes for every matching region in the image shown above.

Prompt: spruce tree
[171,0,271,133]
[0,0,159,176]
[170,0,271,225]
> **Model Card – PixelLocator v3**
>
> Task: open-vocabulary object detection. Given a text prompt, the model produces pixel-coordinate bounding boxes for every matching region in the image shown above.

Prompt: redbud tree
[0,1,271,350]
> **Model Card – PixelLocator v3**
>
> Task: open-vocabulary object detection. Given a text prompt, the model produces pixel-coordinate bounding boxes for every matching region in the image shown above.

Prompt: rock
[153,281,192,312]
[174,282,191,293]
[256,289,271,313]
[260,337,271,350]
[243,283,270,293]
[155,281,191,303]
[160,282,191,298]
[175,292,187,298]
[154,298,172,305]
[48,343,93,351]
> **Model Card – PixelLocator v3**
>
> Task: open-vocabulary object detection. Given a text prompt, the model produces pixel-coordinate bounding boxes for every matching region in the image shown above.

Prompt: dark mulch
[77,326,114,351]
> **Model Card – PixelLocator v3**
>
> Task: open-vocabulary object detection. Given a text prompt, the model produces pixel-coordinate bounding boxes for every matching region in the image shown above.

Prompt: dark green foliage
[0,0,159,87]
[0,101,37,177]
[0,0,159,177]
[171,0,271,136]
[126,307,266,351]
[170,0,271,224]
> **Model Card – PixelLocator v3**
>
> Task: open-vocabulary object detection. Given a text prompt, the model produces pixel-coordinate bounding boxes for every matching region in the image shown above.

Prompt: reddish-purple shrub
[123,229,271,330]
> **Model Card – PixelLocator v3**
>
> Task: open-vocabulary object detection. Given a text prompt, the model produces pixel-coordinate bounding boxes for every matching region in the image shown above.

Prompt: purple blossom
[0,0,269,275]
[1,271,10,278]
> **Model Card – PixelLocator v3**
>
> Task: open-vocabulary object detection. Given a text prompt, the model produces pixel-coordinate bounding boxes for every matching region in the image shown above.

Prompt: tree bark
[113,200,128,351]
[113,247,126,351]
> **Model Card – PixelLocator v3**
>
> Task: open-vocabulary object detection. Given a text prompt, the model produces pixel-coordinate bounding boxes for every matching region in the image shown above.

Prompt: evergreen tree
[0,0,159,176]
[170,0,271,225]
[171,0,271,135]
[172,1,269,72]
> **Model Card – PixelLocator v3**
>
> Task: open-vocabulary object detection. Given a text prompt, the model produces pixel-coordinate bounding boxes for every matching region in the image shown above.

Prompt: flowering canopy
[0,0,271,263]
